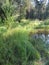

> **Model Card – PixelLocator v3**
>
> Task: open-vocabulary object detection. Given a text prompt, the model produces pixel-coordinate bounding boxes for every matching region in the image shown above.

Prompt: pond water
[32,34,49,44]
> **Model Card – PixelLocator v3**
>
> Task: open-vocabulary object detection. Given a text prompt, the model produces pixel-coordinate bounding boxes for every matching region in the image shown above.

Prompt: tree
[34,0,46,20]
[45,3,49,19]
[25,0,49,20]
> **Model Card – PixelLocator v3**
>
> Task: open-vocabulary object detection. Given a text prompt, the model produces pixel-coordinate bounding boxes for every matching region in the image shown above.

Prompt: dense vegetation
[0,0,49,65]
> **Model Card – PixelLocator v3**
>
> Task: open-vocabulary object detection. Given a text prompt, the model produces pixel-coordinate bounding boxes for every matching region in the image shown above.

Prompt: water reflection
[33,34,49,44]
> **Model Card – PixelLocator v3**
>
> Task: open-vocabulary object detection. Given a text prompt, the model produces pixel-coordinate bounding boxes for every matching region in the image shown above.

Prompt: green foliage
[0,0,49,65]
[0,17,49,65]
[2,1,14,17]
[35,19,49,29]
[44,19,49,25]
[45,61,49,65]
[0,29,40,65]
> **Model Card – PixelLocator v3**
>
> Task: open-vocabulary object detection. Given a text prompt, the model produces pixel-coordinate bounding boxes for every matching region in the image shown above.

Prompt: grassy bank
[0,19,49,65]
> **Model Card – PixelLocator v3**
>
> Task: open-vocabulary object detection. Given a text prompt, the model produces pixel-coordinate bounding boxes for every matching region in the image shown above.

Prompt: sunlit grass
[0,19,49,35]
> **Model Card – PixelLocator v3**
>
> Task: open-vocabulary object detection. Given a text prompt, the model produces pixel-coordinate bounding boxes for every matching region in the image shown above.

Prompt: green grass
[0,28,41,65]
[0,18,49,65]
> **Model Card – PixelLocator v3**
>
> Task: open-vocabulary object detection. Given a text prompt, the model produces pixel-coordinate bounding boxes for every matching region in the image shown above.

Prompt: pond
[32,34,49,44]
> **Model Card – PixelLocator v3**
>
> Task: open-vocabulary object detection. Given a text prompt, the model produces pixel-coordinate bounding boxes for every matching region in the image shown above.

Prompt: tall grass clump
[0,28,40,65]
